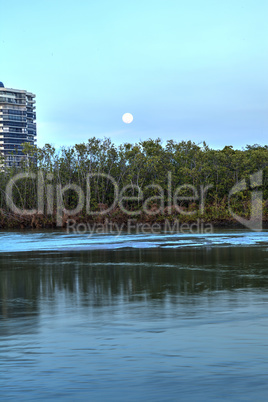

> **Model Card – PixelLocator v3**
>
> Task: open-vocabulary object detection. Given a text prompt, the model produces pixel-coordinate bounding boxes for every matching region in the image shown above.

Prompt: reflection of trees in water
[0,247,267,317]
[0,267,40,335]
[0,266,40,320]
[37,247,268,300]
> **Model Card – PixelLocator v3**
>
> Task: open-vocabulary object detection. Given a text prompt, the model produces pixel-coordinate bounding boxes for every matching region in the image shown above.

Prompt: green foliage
[0,138,267,227]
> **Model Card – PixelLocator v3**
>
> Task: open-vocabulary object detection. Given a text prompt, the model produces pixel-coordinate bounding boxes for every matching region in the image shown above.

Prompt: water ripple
[0,230,267,253]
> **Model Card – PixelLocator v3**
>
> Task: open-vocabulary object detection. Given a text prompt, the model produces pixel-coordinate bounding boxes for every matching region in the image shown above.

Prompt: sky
[1,0,267,149]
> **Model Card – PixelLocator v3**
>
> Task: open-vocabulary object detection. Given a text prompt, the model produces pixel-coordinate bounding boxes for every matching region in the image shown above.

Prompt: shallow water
[0,229,268,252]
[0,230,268,401]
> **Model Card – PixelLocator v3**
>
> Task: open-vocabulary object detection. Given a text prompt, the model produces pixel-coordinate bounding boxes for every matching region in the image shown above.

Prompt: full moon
[122,113,133,124]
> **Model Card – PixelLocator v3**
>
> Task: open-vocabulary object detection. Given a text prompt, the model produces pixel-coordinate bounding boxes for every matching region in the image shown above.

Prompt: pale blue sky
[1,0,267,149]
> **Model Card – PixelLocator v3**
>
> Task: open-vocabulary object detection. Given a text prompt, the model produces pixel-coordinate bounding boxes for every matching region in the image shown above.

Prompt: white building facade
[0,81,36,166]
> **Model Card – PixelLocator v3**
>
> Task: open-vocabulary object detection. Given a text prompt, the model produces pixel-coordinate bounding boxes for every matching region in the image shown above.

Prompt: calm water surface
[0,230,268,401]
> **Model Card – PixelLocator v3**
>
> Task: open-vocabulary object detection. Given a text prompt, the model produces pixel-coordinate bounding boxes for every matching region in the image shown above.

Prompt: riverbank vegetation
[0,138,267,228]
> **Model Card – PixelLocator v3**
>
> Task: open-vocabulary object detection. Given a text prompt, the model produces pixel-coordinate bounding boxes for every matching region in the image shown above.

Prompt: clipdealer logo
[4,170,265,232]
[228,170,263,232]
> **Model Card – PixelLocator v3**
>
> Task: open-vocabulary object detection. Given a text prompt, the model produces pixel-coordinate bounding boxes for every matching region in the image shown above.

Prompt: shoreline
[0,211,268,230]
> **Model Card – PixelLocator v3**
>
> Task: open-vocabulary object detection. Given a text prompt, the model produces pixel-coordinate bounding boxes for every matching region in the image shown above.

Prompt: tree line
[0,138,267,227]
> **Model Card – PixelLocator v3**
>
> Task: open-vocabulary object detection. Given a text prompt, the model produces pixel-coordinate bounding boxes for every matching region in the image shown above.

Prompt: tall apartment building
[0,81,36,166]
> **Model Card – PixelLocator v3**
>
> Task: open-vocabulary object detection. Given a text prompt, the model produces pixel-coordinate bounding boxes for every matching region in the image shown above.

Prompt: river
[0,230,268,401]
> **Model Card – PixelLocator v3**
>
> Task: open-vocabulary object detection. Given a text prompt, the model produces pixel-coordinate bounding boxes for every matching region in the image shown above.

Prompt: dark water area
[0,231,268,401]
